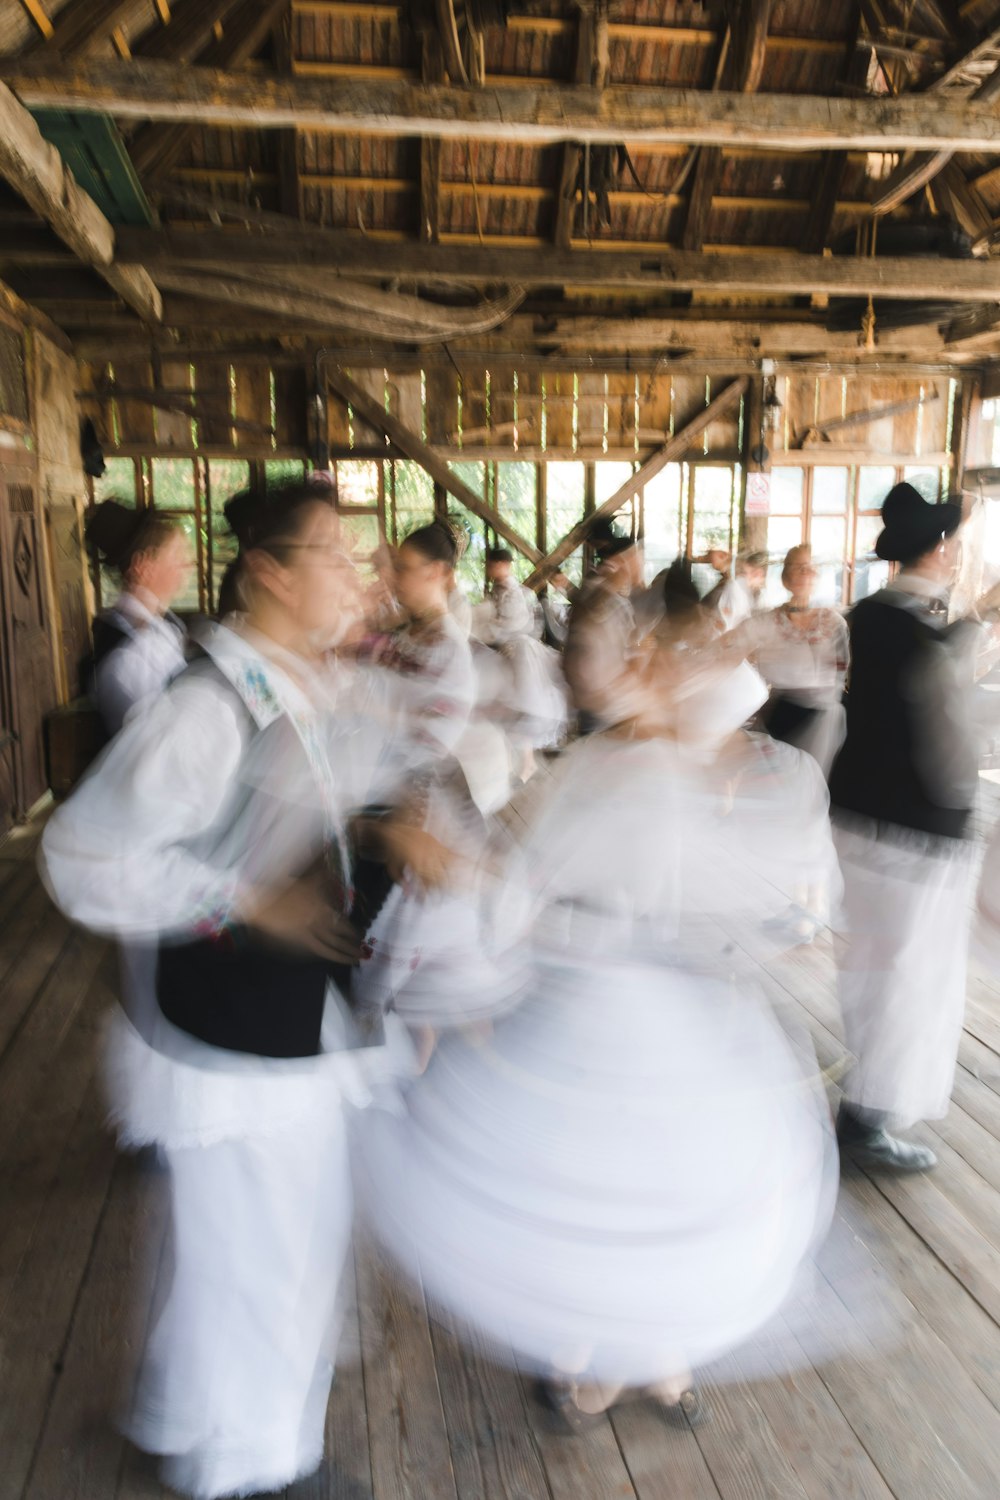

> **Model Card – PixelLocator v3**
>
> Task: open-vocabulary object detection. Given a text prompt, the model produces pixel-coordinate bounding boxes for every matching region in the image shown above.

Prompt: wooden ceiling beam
[13,62,1000,153]
[0,82,160,321]
[112,227,1000,300]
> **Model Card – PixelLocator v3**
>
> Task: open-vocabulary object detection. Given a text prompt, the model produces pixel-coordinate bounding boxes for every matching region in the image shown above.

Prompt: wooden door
[0,465,58,820]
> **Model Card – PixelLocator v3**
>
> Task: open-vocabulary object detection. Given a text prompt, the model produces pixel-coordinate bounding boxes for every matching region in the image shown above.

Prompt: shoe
[659,1388,708,1430]
[837,1104,937,1174]
[532,1378,603,1435]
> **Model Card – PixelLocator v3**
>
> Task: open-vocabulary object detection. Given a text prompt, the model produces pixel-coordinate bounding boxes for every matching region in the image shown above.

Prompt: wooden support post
[323,365,543,564]
[524,376,748,588]
[0,82,160,322]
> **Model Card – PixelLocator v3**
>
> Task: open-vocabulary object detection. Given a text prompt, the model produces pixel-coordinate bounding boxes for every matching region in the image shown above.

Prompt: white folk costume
[562,575,641,729]
[351,609,514,1023]
[472,576,568,752]
[91,588,187,737]
[735,604,849,778]
[358,666,838,1393]
[830,569,985,1133]
[40,621,401,1500]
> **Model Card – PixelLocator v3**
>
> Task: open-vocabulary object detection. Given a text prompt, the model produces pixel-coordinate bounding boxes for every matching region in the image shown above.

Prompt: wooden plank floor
[6,795,1000,1500]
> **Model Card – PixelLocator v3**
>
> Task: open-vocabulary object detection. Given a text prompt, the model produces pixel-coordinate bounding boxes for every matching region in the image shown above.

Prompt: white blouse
[94,590,187,736]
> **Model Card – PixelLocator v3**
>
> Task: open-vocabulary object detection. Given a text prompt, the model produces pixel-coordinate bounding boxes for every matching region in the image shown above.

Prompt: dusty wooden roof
[2,0,1000,371]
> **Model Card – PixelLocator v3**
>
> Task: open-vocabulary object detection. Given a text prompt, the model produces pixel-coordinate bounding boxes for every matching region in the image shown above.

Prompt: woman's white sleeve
[39,679,248,940]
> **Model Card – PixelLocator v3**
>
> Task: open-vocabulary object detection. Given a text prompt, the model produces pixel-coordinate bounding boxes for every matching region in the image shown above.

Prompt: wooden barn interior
[8,2,1000,1498]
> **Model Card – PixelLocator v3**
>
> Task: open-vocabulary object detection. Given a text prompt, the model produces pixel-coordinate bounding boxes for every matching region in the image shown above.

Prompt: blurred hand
[380,822,458,893]
[243,875,362,963]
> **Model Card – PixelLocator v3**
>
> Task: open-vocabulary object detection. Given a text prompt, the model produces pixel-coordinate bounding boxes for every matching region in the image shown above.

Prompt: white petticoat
[358,948,836,1388]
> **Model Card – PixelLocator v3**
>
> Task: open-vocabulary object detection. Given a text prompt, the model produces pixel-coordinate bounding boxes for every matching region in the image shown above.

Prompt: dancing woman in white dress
[357,593,839,1428]
[40,480,436,1500]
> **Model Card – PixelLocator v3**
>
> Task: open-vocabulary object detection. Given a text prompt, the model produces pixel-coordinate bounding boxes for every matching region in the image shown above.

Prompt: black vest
[154,656,335,1059]
[828,592,972,842]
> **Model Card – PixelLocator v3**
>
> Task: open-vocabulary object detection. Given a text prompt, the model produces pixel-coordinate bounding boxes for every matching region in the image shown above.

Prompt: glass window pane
[691,465,735,556]
[92,456,138,507]
[339,512,381,562]
[151,457,196,511]
[857,465,896,512]
[903,466,940,501]
[809,516,847,605]
[393,460,434,541]
[594,461,635,507]
[763,516,804,605]
[496,462,537,561]
[769,467,804,515]
[265,458,306,489]
[642,463,683,582]
[337,459,379,508]
[811,466,849,515]
[449,460,487,499]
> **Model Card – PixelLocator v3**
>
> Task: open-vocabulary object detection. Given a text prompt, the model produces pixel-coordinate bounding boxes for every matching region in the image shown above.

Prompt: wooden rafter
[524,377,749,589]
[682,0,771,253]
[871,18,1000,214]
[323,366,543,564]
[0,81,160,322]
[126,0,290,182]
[14,62,1000,153]
[112,227,1000,300]
[133,0,246,63]
[553,1,609,251]
[274,4,301,220]
[802,30,872,255]
[25,0,137,59]
[418,31,443,244]
[18,1,53,41]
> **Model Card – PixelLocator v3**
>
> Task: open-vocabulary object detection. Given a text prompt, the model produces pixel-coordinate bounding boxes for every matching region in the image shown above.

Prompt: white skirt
[834,822,974,1127]
[358,950,835,1388]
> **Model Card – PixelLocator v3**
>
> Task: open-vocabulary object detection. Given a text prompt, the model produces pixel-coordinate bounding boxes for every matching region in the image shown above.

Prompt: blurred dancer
[359,579,837,1428]
[740,544,849,778]
[829,483,980,1172]
[473,547,568,778]
[40,479,430,1500]
[563,535,645,730]
[84,501,192,736]
[704,550,768,632]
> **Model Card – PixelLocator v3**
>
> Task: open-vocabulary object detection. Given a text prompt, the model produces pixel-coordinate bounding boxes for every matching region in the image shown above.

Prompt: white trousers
[835,824,973,1128]
[125,1113,352,1500]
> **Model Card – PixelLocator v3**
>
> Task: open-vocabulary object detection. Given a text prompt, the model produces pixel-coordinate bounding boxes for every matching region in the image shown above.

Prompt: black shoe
[837,1104,936,1174]
[660,1388,708,1430]
[532,1378,603,1435]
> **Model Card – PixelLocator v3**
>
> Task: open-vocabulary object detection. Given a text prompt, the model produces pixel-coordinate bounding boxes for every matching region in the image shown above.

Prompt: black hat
[875,482,962,563]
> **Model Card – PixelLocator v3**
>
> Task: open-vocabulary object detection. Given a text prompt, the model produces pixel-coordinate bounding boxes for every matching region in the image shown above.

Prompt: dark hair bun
[403,520,458,566]
[223,477,335,551]
[84,500,144,568]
